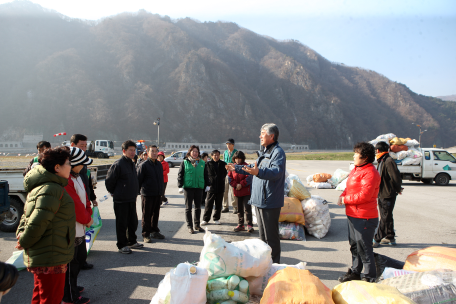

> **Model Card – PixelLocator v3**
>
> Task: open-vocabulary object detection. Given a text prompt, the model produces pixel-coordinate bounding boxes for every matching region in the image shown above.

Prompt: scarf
[187,156,199,167]
[70,170,80,178]
[376,152,388,160]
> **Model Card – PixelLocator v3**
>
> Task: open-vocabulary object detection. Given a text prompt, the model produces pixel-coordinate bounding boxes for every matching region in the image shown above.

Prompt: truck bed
[397,165,421,174]
[0,168,26,192]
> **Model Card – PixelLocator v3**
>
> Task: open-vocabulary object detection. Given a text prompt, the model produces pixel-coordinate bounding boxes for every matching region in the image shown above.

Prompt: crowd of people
[2,121,405,302]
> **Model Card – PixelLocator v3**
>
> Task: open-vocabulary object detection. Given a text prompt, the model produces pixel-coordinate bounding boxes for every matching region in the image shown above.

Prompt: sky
[2,0,455,97]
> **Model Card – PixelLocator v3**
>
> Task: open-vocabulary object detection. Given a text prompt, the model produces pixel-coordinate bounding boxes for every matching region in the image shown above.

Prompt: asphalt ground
[1,160,455,303]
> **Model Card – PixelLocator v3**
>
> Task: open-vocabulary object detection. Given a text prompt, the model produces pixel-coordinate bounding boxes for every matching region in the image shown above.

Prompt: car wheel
[434,173,450,186]
[421,178,433,184]
[168,162,174,168]
[0,197,24,232]
[97,152,104,158]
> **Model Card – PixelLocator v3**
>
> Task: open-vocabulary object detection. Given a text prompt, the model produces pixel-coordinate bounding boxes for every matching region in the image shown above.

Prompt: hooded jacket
[233,142,286,209]
[341,163,381,219]
[17,165,76,268]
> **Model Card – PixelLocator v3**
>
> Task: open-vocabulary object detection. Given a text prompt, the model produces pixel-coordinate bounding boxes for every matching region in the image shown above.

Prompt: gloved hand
[205,186,210,192]
[178,188,184,194]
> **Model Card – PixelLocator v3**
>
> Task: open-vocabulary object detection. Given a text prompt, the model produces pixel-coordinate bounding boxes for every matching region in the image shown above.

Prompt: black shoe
[152,232,165,239]
[194,226,205,232]
[77,286,84,293]
[80,263,93,270]
[338,268,361,283]
[221,208,229,213]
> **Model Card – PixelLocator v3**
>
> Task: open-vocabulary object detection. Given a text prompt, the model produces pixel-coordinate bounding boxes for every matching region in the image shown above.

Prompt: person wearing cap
[157,151,170,205]
[226,123,286,263]
[16,146,76,304]
[222,139,238,213]
[105,140,144,254]
[137,145,165,243]
[62,147,94,304]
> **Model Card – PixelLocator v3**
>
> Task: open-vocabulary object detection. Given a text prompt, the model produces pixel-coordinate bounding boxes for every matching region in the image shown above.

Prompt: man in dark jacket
[373,141,402,247]
[105,140,143,254]
[201,150,227,225]
[137,145,165,243]
[227,123,286,263]
[0,261,19,302]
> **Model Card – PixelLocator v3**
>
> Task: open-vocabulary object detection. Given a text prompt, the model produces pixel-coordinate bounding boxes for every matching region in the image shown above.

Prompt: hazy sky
[2,0,455,96]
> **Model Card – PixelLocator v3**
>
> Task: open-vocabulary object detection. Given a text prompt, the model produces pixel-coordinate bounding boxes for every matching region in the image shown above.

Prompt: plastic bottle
[98,194,110,202]
[228,290,249,303]
[207,277,229,291]
[227,275,240,290]
[239,280,249,294]
[207,289,231,302]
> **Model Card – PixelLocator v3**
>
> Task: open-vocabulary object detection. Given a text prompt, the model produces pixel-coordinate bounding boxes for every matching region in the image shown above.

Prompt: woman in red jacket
[158,152,170,206]
[63,148,93,304]
[228,151,254,233]
[338,142,380,283]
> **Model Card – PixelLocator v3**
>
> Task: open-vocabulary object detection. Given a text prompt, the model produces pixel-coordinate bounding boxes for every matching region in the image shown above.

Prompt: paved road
[1,160,455,303]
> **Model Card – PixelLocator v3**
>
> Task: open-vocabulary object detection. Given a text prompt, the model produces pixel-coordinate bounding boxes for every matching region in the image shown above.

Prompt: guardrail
[92,164,111,180]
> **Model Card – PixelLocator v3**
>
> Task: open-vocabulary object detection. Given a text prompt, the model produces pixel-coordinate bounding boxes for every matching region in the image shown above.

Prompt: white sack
[405,139,420,147]
[309,181,333,189]
[327,169,349,186]
[335,178,348,191]
[170,264,208,304]
[301,195,331,239]
[198,230,272,279]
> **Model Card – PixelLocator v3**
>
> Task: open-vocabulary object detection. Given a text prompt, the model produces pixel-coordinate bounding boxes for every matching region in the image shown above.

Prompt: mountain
[437,95,456,102]
[1,0,456,148]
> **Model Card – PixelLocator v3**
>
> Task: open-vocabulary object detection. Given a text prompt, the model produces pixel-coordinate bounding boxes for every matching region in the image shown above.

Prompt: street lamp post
[153,117,160,148]
[412,123,427,148]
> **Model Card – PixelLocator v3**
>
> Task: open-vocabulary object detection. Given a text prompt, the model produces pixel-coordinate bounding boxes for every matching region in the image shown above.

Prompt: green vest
[183,159,205,189]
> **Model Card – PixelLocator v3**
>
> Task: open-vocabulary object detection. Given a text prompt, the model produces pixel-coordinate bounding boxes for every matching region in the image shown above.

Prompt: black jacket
[137,159,164,197]
[105,156,139,203]
[80,166,97,201]
[377,153,402,199]
[206,160,228,193]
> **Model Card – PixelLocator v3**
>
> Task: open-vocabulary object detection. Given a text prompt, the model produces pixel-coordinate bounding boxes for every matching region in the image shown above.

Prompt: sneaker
[163,200,169,205]
[338,268,361,283]
[77,286,84,294]
[118,246,132,254]
[201,221,208,226]
[247,225,254,233]
[128,243,144,249]
[233,209,238,214]
[62,296,91,304]
[221,208,229,213]
[234,225,245,232]
[214,220,221,225]
[80,263,93,270]
[194,226,205,232]
[188,228,194,234]
[143,236,152,243]
[372,239,380,248]
[362,277,376,283]
[380,238,397,246]
[152,232,165,239]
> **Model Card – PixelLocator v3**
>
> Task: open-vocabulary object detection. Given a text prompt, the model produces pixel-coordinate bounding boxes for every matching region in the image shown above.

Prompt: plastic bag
[279,197,305,224]
[169,263,208,304]
[328,169,349,186]
[261,268,333,304]
[405,139,420,147]
[313,173,332,183]
[332,281,416,304]
[150,271,172,304]
[389,152,398,159]
[405,284,456,304]
[390,145,409,153]
[404,246,456,272]
[278,222,306,241]
[381,267,417,280]
[85,206,102,254]
[402,157,421,166]
[335,178,347,191]
[376,133,397,141]
[309,181,334,189]
[198,230,272,279]
[396,150,412,160]
[302,195,331,239]
[288,179,311,200]
[390,137,410,145]
[380,269,456,294]
[246,262,307,296]
[5,250,26,271]
[306,174,314,185]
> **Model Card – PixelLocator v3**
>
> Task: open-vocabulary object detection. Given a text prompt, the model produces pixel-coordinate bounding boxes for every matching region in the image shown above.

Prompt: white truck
[398,148,456,186]
[62,140,115,158]
[0,166,98,232]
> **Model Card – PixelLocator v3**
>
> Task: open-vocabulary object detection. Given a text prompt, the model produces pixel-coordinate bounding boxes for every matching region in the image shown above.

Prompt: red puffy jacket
[341,163,380,219]
[161,160,170,183]
[228,162,252,197]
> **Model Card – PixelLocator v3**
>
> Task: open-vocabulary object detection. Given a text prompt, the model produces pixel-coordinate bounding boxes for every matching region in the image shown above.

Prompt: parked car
[165,150,209,168]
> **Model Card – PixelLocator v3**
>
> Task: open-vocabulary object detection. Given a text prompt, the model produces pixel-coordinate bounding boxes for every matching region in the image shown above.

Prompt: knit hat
[69,147,93,167]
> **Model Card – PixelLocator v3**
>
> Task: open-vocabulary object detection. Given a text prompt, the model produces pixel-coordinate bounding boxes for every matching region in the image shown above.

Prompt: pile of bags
[301,195,331,239]
[369,133,422,166]
[306,169,350,190]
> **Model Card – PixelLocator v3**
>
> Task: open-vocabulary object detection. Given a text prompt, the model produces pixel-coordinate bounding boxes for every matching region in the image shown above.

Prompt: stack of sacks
[206,275,251,304]
[278,197,306,240]
[401,148,423,166]
[369,134,422,166]
[278,222,306,241]
[246,262,307,296]
[328,169,349,187]
[284,174,310,199]
[369,133,396,146]
[306,173,334,189]
[301,195,331,239]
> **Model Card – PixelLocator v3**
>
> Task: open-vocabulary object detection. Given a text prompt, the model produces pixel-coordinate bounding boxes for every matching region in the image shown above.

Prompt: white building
[165,142,213,151]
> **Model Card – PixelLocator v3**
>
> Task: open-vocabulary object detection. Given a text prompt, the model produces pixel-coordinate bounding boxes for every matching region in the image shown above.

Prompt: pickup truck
[398,148,456,186]
[0,166,98,232]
